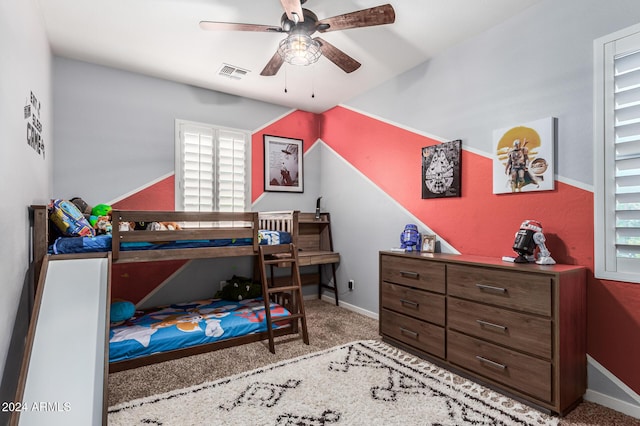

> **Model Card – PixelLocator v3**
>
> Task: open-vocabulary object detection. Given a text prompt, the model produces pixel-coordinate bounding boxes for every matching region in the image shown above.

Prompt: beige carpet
[109,340,558,425]
[108,299,640,425]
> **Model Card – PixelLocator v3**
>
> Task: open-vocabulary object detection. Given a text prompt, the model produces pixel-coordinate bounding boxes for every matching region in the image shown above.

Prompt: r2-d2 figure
[512,220,556,265]
[400,224,420,252]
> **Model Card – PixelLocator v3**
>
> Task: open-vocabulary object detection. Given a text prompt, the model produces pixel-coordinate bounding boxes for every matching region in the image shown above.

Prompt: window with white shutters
[175,120,250,220]
[595,23,640,283]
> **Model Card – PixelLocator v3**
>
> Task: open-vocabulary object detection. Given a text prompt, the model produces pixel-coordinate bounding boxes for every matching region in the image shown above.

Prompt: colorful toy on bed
[146,221,182,231]
[215,275,262,301]
[110,300,136,325]
[49,199,95,237]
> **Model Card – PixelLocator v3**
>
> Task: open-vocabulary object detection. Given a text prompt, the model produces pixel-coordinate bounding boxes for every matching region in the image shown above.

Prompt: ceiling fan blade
[280,0,304,22]
[317,4,395,33]
[199,21,283,32]
[314,37,361,73]
[260,50,285,76]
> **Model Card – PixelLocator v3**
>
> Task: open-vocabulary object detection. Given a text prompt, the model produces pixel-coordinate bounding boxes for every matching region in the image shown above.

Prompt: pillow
[49,199,95,237]
[110,300,135,323]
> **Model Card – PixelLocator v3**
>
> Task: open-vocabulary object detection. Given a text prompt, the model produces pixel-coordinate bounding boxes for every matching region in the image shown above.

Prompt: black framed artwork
[421,139,462,199]
[263,135,303,193]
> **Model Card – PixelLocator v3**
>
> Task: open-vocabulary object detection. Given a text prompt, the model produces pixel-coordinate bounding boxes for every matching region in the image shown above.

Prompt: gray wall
[53,57,295,205]
[0,0,53,421]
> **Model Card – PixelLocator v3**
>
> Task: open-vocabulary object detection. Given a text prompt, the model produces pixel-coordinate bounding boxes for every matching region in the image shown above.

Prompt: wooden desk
[296,213,340,305]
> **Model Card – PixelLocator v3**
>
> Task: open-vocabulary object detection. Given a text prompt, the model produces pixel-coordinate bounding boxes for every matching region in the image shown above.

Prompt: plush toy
[110,300,136,324]
[70,197,92,219]
[215,275,262,301]
[147,221,182,231]
[400,224,420,252]
[93,215,112,235]
[91,203,112,218]
[118,221,136,231]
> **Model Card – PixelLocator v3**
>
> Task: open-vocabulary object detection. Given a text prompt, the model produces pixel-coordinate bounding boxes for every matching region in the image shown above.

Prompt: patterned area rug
[108,340,558,425]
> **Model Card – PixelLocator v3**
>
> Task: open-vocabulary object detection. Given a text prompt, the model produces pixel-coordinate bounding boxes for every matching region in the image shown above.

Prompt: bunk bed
[28,205,302,372]
[12,205,306,425]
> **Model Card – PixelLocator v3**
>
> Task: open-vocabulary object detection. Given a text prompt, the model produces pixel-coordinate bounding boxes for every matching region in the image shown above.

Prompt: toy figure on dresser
[512,219,556,264]
[400,224,421,252]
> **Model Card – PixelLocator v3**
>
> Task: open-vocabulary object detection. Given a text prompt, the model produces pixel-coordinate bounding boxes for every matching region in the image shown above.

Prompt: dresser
[379,251,586,415]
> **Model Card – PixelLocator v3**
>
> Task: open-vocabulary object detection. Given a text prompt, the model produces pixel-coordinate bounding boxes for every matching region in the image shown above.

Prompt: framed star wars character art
[421,139,461,199]
[492,117,555,194]
[264,135,303,193]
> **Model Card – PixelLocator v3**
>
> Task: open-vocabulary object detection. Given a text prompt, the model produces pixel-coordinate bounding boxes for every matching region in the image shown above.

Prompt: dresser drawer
[380,254,445,293]
[448,331,551,402]
[447,298,552,359]
[380,309,445,358]
[447,264,551,316]
[381,282,445,325]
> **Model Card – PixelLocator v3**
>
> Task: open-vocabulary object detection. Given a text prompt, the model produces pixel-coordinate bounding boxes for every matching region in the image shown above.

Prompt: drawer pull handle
[400,271,419,279]
[476,319,507,332]
[475,283,507,293]
[399,327,418,338]
[400,299,419,308]
[475,356,507,370]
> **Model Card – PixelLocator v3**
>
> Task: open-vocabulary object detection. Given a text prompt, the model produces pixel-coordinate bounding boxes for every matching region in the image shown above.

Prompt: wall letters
[25,91,45,158]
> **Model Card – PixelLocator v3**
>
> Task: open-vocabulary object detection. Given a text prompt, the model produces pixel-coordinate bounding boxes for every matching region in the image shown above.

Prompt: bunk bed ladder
[258,243,309,354]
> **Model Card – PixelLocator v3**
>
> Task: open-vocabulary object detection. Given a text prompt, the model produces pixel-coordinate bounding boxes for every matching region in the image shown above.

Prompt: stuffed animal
[215,275,262,301]
[146,221,182,231]
[70,197,92,219]
[94,215,112,235]
[110,300,136,325]
[118,221,136,232]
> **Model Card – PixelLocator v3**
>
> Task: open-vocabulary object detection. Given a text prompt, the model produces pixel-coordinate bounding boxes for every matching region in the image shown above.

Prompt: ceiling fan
[199,0,396,76]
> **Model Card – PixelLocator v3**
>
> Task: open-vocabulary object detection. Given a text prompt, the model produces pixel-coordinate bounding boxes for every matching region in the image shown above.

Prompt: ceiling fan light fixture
[277,34,321,66]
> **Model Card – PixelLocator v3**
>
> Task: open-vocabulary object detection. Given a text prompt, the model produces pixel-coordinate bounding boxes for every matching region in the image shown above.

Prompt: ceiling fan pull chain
[284,66,288,93]
[311,67,315,98]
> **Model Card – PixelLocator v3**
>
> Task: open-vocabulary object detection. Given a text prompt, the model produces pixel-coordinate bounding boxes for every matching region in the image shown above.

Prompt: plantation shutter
[218,129,247,212]
[596,26,640,282]
[613,47,640,265]
[182,125,215,212]
[176,120,249,215]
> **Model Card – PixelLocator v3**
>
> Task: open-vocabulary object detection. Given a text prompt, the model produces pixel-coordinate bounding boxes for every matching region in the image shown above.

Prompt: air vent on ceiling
[218,64,250,80]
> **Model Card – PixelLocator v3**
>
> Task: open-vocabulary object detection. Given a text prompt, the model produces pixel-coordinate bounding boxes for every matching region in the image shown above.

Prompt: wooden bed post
[29,205,48,295]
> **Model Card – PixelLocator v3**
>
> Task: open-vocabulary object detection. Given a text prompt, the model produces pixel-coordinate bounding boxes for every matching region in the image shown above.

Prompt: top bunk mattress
[49,230,291,255]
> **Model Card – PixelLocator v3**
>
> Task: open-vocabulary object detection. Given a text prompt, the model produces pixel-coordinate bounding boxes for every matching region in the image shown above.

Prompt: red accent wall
[252,110,321,202]
[111,175,186,304]
[320,105,640,394]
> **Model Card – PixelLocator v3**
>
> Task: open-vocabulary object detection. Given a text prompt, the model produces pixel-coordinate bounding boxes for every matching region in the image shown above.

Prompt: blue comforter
[109,298,290,363]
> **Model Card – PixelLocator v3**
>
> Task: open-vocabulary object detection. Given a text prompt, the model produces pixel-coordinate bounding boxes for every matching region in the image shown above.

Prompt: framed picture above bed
[264,135,303,193]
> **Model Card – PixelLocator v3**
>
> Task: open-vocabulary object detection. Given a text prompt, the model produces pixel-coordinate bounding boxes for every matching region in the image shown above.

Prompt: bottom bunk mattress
[109,297,290,363]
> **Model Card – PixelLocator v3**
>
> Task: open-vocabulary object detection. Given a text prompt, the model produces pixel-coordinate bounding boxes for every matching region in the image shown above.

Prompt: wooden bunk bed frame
[14,206,309,425]
[28,205,303,373]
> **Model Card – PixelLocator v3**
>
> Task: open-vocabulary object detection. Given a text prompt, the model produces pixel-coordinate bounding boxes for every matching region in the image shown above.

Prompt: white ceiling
[36,0,541,113]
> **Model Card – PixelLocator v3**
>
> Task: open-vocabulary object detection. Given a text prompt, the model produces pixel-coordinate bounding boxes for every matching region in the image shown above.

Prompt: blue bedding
[109,298,290,363]
[49,230,291,254]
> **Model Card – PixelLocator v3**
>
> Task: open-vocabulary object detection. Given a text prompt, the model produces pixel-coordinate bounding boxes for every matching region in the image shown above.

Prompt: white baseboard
[318,294,379,320]
[585,355,640,419]
[584,389,640,419]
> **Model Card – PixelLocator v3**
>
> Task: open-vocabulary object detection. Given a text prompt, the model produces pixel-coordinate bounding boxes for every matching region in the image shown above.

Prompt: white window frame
[174,119,251,213]
[594,23,640,283]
